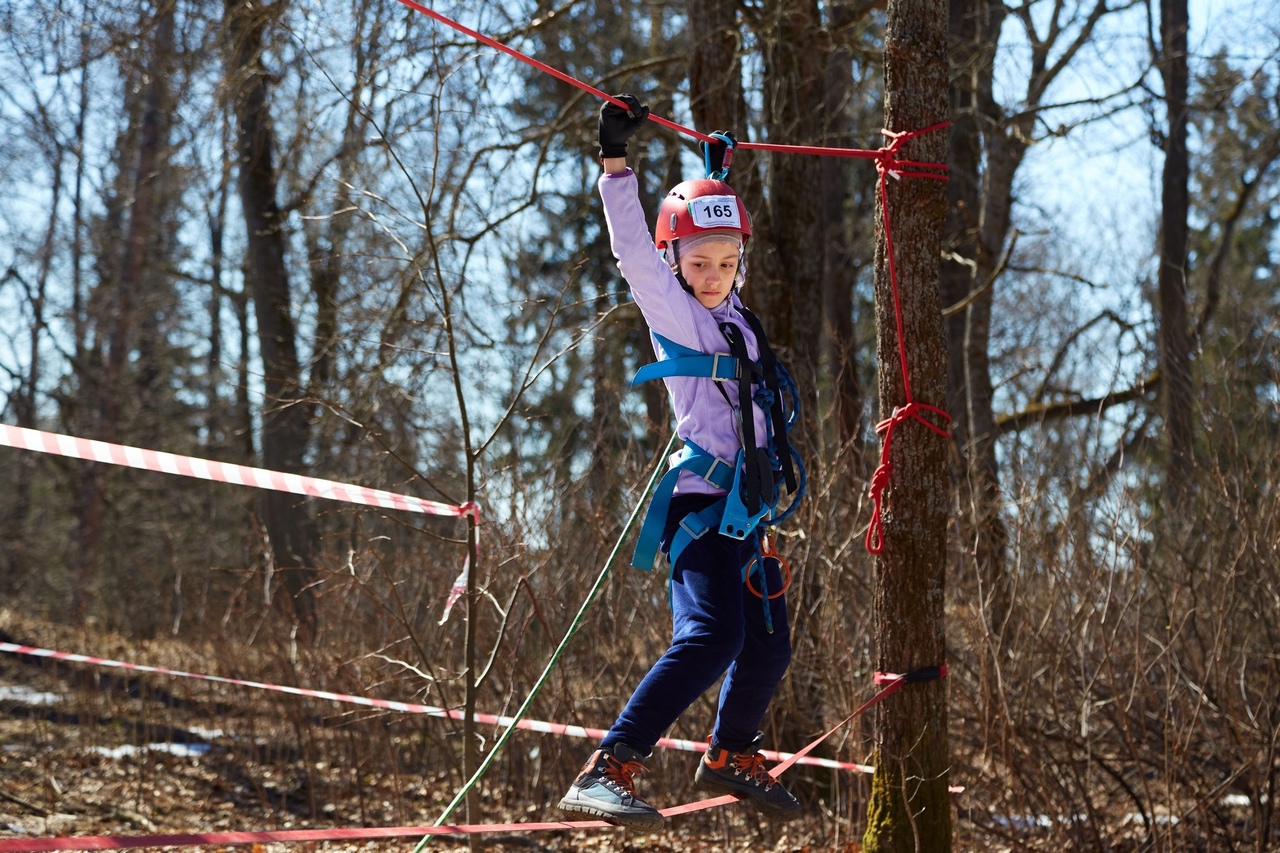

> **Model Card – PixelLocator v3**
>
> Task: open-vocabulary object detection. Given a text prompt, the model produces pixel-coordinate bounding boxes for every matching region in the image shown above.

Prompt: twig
[0,787,50,817]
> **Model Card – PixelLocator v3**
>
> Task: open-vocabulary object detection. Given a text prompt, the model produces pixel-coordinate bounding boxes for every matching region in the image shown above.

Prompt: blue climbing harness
[629,313,806,632]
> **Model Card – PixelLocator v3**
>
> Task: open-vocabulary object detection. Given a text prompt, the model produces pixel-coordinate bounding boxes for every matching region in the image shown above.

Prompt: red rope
[864,125,952,555]
[390,1,952,164]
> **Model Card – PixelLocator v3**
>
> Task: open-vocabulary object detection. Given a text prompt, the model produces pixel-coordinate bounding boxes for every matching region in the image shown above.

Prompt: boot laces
[601,753,645,795]
[732,750,775,790]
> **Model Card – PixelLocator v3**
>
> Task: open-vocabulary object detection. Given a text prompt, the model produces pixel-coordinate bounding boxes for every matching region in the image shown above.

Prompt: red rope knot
[864,402,951,554]
[874,123,951,183]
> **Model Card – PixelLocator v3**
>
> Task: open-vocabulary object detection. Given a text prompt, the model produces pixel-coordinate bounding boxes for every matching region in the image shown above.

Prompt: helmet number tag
[687,196,741,230]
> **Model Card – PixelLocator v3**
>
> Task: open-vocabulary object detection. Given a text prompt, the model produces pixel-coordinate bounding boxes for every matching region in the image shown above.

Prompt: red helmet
[654,179,752,250]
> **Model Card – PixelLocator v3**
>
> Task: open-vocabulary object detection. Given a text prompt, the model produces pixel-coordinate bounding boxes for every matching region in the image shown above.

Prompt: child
[556,94,801,829]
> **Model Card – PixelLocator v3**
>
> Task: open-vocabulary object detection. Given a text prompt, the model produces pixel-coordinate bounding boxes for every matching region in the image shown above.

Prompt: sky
[1011,0,1279,279]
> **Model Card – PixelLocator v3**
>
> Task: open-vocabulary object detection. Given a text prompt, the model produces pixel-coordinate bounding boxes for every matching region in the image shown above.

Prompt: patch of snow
[1122,811,1180,826]
[0,684,64,705]
[1221,794,1265,807]
[185,726,226,739]
[990,813,1053,830]
[89,742,211,759]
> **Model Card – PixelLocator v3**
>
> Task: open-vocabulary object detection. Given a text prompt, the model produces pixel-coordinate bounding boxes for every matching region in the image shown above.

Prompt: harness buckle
[710,351,737,382]
[679,514,710,541]
[702,455,734,488]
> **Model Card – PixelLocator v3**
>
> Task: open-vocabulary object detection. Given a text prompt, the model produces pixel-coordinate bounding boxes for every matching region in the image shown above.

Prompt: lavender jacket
[599,169,769,497]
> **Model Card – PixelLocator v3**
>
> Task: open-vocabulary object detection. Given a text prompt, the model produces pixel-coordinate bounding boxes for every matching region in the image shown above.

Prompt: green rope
[415,431,678,849]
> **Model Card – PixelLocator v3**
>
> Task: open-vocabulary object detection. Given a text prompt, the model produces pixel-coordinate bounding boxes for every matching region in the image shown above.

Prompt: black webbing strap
[737,306,797,494]
[874,663,949,685]
[718,321,768,515]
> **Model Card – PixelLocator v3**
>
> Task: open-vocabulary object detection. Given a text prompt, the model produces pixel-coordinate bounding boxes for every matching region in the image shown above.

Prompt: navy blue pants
[602,494,792,755]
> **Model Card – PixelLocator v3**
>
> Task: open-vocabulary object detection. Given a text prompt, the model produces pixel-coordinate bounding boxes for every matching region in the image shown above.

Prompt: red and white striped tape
[0,425,477,522]
[0,643,873,773]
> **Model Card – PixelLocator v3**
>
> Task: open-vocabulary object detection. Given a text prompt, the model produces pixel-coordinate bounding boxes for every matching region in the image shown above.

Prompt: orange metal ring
[745,552,792,600]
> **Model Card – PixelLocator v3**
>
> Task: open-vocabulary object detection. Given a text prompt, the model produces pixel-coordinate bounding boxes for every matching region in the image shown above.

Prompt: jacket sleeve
[597,169,706,350]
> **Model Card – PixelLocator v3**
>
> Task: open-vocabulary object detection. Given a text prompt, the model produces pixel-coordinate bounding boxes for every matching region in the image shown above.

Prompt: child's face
[678,241,741,309]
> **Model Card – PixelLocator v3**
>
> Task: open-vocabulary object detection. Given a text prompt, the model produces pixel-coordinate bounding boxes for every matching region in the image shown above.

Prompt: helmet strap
[668,240,695,296]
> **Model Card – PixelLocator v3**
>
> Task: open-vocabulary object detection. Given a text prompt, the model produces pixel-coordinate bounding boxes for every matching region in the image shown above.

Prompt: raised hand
[598,94,650,159]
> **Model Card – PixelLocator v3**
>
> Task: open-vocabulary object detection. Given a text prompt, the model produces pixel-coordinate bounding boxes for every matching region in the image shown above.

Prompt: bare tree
[223,0,318,626]
[951,0,1129,629]
[71,0,176,615]
[1155,0,1193,505]
[821,1,871,455]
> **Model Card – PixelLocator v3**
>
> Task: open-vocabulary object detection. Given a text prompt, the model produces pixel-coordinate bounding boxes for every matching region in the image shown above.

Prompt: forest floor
[0,614,1001,853]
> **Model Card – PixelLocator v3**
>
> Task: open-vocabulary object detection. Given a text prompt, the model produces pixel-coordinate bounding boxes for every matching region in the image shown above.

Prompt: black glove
[598,94,650,159]
[700,130,737,178]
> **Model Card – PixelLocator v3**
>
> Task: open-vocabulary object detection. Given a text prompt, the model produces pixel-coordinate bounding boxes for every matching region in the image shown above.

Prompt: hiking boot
[694,732,801,820]
[557,743,664,830]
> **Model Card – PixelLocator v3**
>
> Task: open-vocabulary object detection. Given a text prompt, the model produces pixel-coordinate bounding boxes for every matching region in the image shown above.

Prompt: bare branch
[943,230,1018,317]
[995,369,1159,434]
[1033,309,1138,403]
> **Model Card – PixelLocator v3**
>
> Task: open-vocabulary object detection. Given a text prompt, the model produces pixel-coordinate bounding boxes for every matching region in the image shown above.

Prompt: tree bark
[224,0,317,627]
[862,0,953,847]
[207,115,232,457]
[1157,0,1193,506]
[942,0,998,632]
[686,0,751,134]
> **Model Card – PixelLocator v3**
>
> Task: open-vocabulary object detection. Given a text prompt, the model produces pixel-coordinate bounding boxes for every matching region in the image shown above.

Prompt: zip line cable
[417,431,680,849]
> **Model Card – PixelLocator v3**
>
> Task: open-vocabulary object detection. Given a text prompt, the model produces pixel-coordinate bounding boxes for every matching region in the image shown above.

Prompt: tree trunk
[964,0,1016,629]
[71,1,175,616]
[686,0,751,133]
[757,0,826,403]
[1157,0,1193,505]
[687,0,841,761]
[943,0,983,456]
[1,152,62,593]
[685,0,760,209]
[587,258,627,516]
[305,6,380,410]
[862,0,953,847]
[224,0,317,627]
[823,1,864,454]
[232,286,256,460]
[207,115,232,457]
[685,0,778,308]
